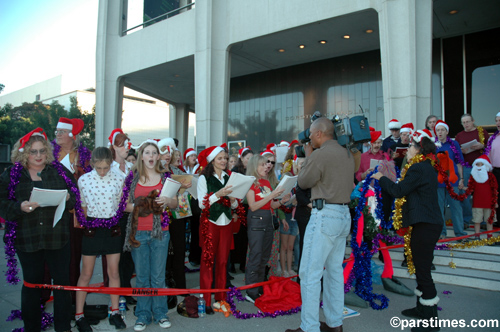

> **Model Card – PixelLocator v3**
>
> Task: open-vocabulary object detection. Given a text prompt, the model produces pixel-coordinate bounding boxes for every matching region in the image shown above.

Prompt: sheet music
[275,175,298,199]
[160,178,182,198]
[225,172,256,200]
[29,187,67,227]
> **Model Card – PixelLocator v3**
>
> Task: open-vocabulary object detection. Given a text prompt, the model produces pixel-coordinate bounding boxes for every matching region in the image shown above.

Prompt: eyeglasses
[266,160,276,165]
[54,130,70,136]
[29,148,47,156]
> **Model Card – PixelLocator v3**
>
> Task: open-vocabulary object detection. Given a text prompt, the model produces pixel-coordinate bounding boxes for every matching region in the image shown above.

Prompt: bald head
[311,117,334,138]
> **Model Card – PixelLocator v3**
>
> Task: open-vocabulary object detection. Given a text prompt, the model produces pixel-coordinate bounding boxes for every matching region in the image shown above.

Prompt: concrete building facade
[95,0,500,151]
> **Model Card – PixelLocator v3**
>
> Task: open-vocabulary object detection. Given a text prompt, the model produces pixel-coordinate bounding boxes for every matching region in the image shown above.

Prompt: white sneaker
[159,318,171,329]
[134,322,147,332]
[288,270,297,277]
[281,270,290,278]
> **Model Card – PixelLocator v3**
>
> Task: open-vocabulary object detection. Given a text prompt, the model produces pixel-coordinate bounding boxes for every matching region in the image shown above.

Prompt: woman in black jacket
[373,133,443,332]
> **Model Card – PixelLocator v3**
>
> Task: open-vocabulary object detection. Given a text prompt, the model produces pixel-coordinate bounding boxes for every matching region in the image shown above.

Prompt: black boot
[401,289,423,319]
[411,296,440,332]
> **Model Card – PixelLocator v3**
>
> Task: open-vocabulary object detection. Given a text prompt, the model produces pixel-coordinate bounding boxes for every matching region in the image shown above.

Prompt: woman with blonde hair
[0,128,76,332]
[244,154,288,303]
[124,139,178,331]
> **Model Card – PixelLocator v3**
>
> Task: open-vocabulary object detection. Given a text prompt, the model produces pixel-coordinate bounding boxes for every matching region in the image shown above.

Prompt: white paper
[369,159,383,170]
[275,146,289,163]
[186,175,199,200]
[460,139,478,155]
[60,154,75,174]
[275,175,298,199]
[225,172,256,200]
[29,187,67,227]
[160,178,182,198]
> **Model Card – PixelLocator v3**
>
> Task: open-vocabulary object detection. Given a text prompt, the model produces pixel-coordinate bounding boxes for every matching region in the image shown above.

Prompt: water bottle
[198,294,206,318]
[119,296,127,319]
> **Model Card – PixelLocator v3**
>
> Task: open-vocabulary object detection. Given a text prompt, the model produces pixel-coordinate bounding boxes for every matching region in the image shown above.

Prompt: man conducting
[286,117,355,332]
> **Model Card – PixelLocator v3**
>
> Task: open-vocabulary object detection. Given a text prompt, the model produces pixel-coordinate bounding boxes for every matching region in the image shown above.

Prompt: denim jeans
[131,230,170,324]
[299,204,350,331]
[438,187,467,237]
[459,167,473,224]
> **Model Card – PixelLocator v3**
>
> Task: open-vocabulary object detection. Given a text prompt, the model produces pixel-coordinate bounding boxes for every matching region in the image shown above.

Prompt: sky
[0,0,99,95]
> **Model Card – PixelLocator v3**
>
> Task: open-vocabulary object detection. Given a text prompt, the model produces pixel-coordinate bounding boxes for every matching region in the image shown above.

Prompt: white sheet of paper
[370,159,382,170]
[275,175,298,199]
[160,178,182,198]
[186,175,199,200]
[225,172,256,200]
[29,187,67,227]
[460,139,478,155]
[275,146,289,163]
[60,154,75,174]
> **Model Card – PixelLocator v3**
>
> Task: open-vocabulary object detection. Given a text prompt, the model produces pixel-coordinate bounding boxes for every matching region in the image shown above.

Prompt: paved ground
[1,231,499,331]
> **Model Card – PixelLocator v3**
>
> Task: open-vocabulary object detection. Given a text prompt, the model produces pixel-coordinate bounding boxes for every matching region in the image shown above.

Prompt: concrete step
[346,226,500,291]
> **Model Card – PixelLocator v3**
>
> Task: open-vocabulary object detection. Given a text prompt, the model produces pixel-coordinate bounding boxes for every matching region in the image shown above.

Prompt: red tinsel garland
[200,193,245,268]
[436,164,498,224]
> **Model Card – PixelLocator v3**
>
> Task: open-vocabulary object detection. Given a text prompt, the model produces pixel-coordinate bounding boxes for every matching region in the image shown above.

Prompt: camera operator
[286,117,355,332]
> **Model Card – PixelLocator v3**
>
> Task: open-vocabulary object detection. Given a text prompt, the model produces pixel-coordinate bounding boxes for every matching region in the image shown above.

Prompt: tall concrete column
[168,103,190,152]
[378,0,433,134]
[194,0,231,148]
[95,0,125,146]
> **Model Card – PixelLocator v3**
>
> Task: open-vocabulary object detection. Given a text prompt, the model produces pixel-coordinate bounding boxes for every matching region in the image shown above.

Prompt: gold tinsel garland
[392,154,436,275]
[477,126,485,153]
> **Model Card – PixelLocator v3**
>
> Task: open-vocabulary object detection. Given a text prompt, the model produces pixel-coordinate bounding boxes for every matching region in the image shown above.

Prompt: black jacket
[379,159,443,228]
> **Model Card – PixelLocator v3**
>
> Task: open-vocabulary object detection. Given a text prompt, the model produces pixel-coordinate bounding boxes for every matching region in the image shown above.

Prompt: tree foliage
[0,96,95,149]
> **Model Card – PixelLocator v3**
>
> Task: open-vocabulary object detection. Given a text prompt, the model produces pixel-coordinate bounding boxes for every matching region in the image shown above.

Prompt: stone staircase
[389,225,500,291]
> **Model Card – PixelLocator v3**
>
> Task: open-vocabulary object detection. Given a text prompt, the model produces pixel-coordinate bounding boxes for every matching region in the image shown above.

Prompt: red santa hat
[261,149,274,157]
[18,127,47,152]
[434,120,449,135]
[370,131,382,143]
[412,129,433,143]
[496,112,500,118]
[369,126,376,132]
[107,128,131,149]
[198,144,227,168]
[473,155,492,172]
[266,143,277,151]
[57,117,84,138]
[183,148,196,161]
[238,146,251,158]
[157,137,176,155]
[290,140,299,146]
[388,119,402,130]
[279,140,290,147]
[400,123,414,134]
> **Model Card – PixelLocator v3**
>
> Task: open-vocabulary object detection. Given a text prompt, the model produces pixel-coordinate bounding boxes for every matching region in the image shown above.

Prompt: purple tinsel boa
[484,130,500,156]
[436,136,471,168]
[51,140,92,173]
[226,287,301,319]
[7,305,54,331]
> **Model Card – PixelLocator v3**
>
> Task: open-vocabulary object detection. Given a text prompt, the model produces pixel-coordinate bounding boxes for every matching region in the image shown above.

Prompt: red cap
[57,117,84,138]
[238,146,251,158]
[434,120,449,135]
[370,131,382,143]
[184,148,196,160]
[18,128,47,152]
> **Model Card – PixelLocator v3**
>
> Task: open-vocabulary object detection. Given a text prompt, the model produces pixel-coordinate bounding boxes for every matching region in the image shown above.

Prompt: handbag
[172,191,193,219]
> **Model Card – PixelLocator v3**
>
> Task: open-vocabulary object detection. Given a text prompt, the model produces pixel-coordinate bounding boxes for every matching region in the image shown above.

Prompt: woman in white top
[183,148,200,174]
[109,128,133,176]
[197,144,238,314]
